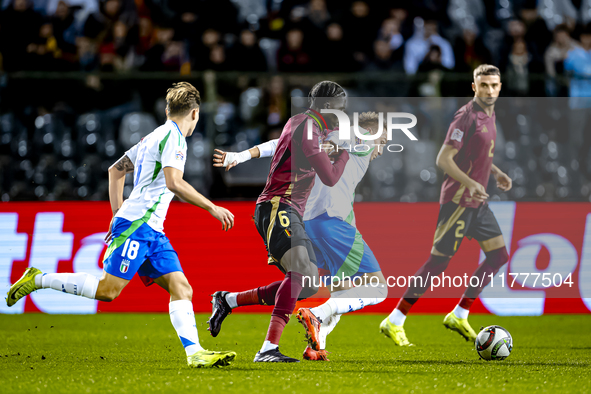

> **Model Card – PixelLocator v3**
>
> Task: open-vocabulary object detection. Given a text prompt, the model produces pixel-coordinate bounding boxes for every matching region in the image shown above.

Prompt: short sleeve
[161,130,187,172]
[444,110,470,151]
[299,120,323,159]
[125,142,140,164]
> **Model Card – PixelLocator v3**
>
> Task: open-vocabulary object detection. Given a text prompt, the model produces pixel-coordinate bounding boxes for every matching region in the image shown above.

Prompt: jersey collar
[472,98,485,112]
[472,98,494,118]
[168,120,185,139]
[304,109,327,134]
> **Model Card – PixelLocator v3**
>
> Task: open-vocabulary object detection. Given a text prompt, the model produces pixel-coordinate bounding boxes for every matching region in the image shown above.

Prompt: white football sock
[319,314,341,349]
[260,340,278,353]
[225,292,238,308]
[310,302,335,322]
[36,273,99,299]
[316,284,388,317]
[453,305,470,319]
[169,300,203,356]
[388,308,407,326]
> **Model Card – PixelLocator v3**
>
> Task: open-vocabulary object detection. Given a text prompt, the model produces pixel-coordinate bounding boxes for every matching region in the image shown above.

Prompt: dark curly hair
[308,81,346,109]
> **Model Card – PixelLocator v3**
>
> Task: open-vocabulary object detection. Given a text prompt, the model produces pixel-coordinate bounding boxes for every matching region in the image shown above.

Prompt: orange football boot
[296,308,322,351]
[303,346,330,361]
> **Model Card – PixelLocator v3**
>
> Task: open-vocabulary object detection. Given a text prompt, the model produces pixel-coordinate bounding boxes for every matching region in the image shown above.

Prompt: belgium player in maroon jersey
[381,65,513,345]
[207,81,350,362]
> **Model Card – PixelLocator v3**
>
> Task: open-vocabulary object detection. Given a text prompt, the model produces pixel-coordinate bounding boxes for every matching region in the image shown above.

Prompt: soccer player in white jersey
[211,112,388,361]
[7,82,237,368]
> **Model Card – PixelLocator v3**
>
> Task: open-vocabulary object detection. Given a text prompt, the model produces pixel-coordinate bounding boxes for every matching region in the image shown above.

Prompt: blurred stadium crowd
[0,0,590,202]
[3,0,591,77]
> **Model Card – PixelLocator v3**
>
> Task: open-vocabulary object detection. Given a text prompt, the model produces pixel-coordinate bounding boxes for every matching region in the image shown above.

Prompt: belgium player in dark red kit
[207,81,350,362]
[381,65,513,345]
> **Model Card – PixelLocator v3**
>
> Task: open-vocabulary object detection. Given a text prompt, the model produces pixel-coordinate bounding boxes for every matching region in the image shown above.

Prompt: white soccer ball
[475,325,513,361]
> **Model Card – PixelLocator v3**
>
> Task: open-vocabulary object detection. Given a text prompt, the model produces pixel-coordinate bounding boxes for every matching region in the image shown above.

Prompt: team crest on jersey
[120,259,130,273]
[450,129,464,142]
[175,150,184,161]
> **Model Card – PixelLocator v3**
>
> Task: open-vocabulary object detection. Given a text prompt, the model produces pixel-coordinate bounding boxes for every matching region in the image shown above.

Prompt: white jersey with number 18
[115,120,187,233]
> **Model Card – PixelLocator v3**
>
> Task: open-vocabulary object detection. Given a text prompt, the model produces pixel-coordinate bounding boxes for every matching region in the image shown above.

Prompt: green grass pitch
[1,313,590,393]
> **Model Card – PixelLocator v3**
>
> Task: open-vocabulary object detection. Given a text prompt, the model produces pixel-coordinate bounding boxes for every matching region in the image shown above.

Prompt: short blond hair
[473,64,500,80]
[166,82,201,117]
[358,111,381,129]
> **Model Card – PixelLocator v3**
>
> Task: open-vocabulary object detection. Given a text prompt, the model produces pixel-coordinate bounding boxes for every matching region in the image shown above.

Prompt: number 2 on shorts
[454,220,465,251]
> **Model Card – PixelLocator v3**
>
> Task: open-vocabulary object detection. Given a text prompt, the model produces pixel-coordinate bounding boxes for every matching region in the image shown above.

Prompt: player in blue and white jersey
[7,82,237,368]
[211,112,388,361]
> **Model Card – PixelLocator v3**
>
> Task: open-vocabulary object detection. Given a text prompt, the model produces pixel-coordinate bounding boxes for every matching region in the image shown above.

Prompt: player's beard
[477,96,498,107]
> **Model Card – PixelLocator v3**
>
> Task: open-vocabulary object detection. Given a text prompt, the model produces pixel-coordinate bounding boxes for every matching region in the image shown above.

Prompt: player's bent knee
[183,284,193,301]
[103,293,117,302]
[95,287,122,302]
[484,247,509,270]
[431,246,453,258]
[169,284,192,301]
[297,270,320,299]
[303,266,319,282]
[95,277,126,302]
[299,283,319,300]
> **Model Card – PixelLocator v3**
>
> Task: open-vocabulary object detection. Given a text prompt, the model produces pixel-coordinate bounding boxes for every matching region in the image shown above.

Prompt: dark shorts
[254,199,316,272]
[432,202,503,256]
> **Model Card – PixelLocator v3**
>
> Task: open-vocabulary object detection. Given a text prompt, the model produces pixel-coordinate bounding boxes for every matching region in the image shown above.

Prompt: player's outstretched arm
[436,144,489,202]
[213,139,279,171]
[105,155,134,242]
[163,167,234,231]
[491,164,512,192]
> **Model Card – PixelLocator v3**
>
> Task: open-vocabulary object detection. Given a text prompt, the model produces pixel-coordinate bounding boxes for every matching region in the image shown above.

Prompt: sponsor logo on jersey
[120,259,130,273]
[450,128,464,142]
[175,150,184,161]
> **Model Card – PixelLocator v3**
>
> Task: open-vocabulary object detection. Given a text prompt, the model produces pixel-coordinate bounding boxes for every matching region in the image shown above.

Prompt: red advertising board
[1,201,590,315]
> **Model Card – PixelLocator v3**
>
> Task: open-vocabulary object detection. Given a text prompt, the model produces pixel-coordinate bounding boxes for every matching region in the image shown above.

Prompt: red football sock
[395,299,413,315]
[459,296,475,310]
[236,289,259,306]
[265,315,288,345]
[234,280,283,307]
[400,254,451,310]
[264,272,303,344]
[257,280,283,306]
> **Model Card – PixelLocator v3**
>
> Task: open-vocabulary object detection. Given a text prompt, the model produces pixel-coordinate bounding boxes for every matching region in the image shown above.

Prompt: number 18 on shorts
[103,217,183,283]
